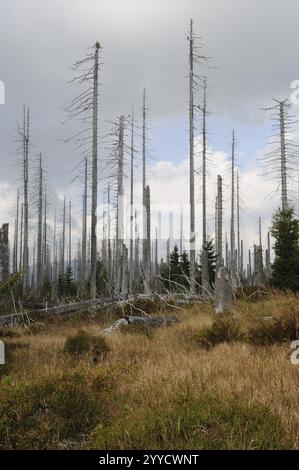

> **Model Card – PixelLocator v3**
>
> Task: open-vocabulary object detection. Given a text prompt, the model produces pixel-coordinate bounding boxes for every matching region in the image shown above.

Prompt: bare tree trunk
[143,185,151,293]
[129,109,135,292]
[266,231,271,278]
[19,203,24,273]
[13,188,19,273]
[201,77,211,295]
[22,106,30,292]
[53,210,57,283]
[188,19,196,294]
[237,171,241,280]
[43,187,48,282]
[180,208,183,255]
[81,157,87,284]
[37,153,43,289]
[107,182,112,278]
[216,175,223,265]
[0,224,9,282]
[230,129,236,280]
[60,197,66,275]
[279,101,288,210]
[68,199,72,268]
[248,249,252,285]
[90,42,100,298]
[116,116,125,292]
[141,89,151,293]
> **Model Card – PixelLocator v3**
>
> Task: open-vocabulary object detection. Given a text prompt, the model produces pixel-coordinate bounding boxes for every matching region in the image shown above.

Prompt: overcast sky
[1,0,299,252]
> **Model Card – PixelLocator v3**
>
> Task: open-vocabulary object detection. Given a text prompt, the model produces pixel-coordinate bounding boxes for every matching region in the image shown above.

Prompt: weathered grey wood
[0,223,9,282]
[188,19,196,294]
[214,265,234,313]
[90,42,100,298]
[102,314,178,334]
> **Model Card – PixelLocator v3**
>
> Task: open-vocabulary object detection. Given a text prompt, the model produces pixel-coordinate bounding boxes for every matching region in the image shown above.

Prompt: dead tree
[60,197,66,276]
[216,175,223,265]
[236,171,241,280]
[19,203,23,273]
[248,249,252,285]
[187,20,196,293]
[53,210,57,283]
[68,199,72,268]
[0,224,9,282]
[90,43,100,297]
[200,76,210,294]
[141,89,151,293]
[64,41,102,298]
[262,99,298,210]
[36,153,43,288]
[12,188,19,273]
[42,187,50,283]
[187,19,208,294]
[104,115,129,293]
[265,231,271,278]
[17,106,30,291]
[116,116,125,292]
[143,185,151,293]
[129,108,137,292]
[214,176,234,312]
[230,129,238,286]
[81,157,88,284]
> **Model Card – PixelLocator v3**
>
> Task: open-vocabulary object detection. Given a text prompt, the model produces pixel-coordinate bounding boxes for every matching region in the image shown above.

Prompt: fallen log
[102,314,179,334]
[0,293,197,328]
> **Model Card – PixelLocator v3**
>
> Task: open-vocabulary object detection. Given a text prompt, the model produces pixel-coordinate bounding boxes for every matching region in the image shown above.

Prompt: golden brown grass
[1,291,299,449]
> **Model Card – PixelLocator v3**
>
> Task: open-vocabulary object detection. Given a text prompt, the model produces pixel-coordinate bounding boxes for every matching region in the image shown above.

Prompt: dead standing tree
[129,108,138,293]
[12,188,19,273]
[142,88,151,294]
[64,41,101,298]
[199,76,211,295]
[261,99,299,210]
[16,106,30,292]
[103,116,129,294]
[230,129,236,282]
[187,19,208,294]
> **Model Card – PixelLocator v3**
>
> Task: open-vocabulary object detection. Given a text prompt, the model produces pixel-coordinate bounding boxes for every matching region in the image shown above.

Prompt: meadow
[1,291,299,450]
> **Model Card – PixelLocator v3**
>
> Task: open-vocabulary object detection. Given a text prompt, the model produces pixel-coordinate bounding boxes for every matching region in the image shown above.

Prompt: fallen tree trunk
[102,314,178,334]
[0,293,200,327]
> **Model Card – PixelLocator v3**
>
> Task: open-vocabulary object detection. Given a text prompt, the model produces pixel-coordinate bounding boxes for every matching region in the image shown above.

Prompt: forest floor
[1,291,299,450]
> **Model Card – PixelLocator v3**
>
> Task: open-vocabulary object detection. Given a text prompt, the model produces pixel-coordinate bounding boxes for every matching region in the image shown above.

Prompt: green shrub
[64,330,110,362]
[0,367,113,449]
[196,316,243,349]
[246,313,297,346]
[89,393,289,450]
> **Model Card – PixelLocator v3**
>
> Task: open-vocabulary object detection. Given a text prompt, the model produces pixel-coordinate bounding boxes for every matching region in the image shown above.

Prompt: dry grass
[1,291,299,449]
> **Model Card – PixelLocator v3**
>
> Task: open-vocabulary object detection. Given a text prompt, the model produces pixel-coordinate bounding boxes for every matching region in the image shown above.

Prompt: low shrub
[246,313,297,346]
[0,327,22,338]
[196,316,243,349]
[0,366,113,449]
[64,330,110,362]
[89,393,289,450]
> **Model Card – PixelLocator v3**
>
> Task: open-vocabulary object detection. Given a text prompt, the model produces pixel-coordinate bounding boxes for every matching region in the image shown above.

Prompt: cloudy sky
[1,0,299,256]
